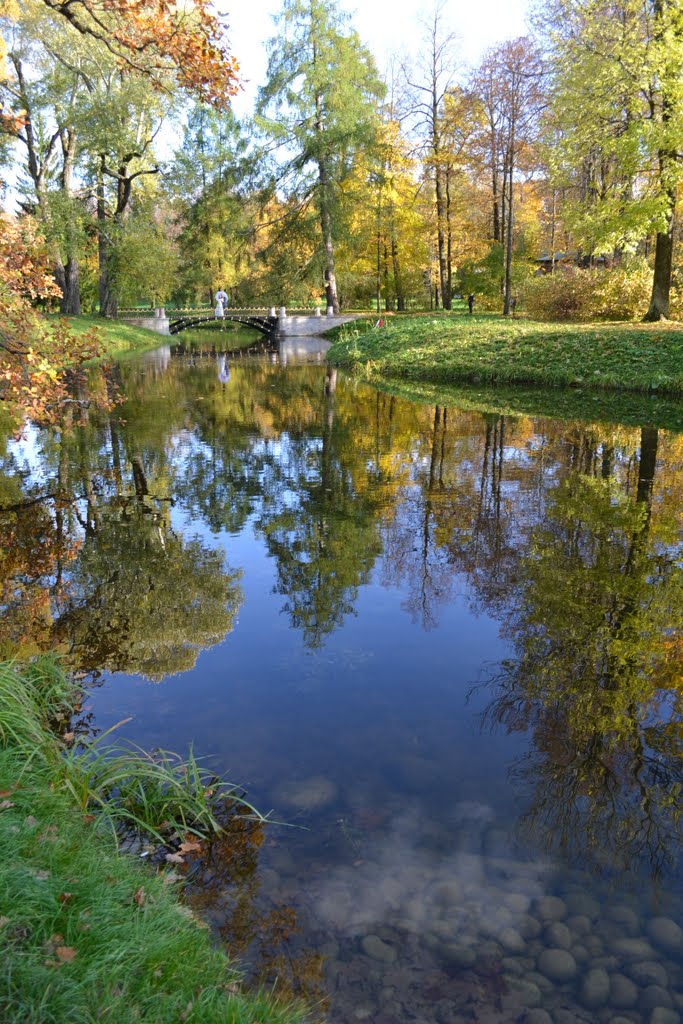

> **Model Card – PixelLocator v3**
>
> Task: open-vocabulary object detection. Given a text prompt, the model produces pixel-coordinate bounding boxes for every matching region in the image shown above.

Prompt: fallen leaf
[63,732,75,744]
[162,870,180,885]
[0,917,9,928]
[133,886,146,908]
[40,825,58,842]
[82,814,95,825]
[24,815,38,828]
[59,893,73,905]
[178,839,202,855]
[0,800,14,811]
[55,946,77,963]
[31,869,50,881]
[165,852,185,864]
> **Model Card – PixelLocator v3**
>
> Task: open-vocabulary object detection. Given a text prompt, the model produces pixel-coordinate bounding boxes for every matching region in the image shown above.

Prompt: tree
[32,0,239,107]
[540,0,683,320]
[403,1,460,309]
[257,0,384,313]
[471,38,544,314]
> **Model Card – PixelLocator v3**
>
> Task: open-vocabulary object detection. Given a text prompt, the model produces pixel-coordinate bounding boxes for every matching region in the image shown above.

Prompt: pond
[2,330,683,1023]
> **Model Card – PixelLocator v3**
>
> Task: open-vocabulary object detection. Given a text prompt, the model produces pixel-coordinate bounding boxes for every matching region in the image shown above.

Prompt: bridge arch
[168,312,277,336]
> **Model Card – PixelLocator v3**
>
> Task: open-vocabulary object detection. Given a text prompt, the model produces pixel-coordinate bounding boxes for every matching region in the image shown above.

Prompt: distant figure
[467,293,475,315]
[217,355,230,385]
[215,288,228,318]
[510,296,517,316]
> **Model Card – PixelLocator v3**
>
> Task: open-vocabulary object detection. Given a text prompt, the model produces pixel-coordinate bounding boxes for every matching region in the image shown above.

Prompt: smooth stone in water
[521,1010,552,1024]
[537,948,577,983]
[649,1010,681,1024]
[525,970,554,994]
[630,961,670,988]
[648,918,683,954]
[439,943,476,969]
[273,775,337,810]
[564,891,600,919]
[609,972,639,1010]
[431,880,463,907]
[505,978,542,1008]
[607,905,640,935]
[535,896,567,922]
[499,927,526,955]
[567,914,592,937]
[613,937,657,961]
[571,943,589,963]
[504,892,531,915]
[580,966,610,1009]
[641,985,674,1011]
[361,935,397,963]
[519,914,543,939]
[545,922,572,950]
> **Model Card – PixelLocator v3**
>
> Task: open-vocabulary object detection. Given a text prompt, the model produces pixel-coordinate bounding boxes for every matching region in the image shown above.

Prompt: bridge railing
[118,307,331,317]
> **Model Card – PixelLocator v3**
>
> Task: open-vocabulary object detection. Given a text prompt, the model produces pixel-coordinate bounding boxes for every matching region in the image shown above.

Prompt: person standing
[215,288,228,318]
[467,293,475,315]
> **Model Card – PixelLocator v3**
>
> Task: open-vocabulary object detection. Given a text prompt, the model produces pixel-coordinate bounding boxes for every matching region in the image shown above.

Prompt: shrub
[523,263,651,322]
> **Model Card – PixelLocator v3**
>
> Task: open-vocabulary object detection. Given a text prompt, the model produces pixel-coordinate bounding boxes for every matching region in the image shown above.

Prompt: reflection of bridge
[120,306,359,337]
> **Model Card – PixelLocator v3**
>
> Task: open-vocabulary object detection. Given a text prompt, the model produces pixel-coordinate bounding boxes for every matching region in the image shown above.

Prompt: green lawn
[0,659,308,1024]
[51,315,166,360]
[327,312,683,395]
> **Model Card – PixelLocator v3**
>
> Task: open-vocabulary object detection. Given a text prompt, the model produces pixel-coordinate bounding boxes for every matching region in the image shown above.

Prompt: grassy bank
[0,659,306,1024]
[53,315,165,361]
[328,313,683,396]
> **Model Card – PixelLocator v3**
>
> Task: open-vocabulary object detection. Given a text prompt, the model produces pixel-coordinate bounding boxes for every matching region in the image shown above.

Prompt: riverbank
[0,658,306,1024]
[327,313,683,395]
[51,314,165,360]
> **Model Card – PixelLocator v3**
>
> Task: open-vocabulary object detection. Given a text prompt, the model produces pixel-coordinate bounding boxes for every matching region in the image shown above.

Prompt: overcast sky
[224,0,531,116]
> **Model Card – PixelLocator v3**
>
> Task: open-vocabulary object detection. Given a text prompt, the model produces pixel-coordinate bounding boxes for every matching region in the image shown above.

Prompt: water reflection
[1,347,682,1020]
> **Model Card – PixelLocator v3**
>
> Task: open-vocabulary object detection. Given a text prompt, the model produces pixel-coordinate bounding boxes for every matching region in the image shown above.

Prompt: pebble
[564,891,601,919]
[580,966,610,1009]
[431,880,463,907]
[505,977,542,1008]
[499,927,526,954]
[522,1010,552,1024]
[536,896,567,922]
[630,961,669,988]
[537,948,577,983]
[649,1010,681,1024]
[609,972,639,1009]
[648,918,683,954]
[545,922,572,949]
[504,892,531,915]
[567,914,592,937]
[613,937,657,961]
[640,985,674,1011]
[439,943,476,969]
[272,775,337,810]
[361,935,397,963]
[519,914,543,939]
[607,905,640,935]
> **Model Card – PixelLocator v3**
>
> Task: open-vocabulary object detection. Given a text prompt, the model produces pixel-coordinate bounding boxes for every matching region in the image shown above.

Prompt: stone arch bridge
[120,306,358,338]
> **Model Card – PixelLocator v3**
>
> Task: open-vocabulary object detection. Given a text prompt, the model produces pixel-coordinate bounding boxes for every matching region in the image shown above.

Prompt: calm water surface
[2,332,683,1023]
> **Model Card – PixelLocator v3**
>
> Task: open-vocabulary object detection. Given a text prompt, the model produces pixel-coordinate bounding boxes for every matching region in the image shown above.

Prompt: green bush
[523,263,651,322]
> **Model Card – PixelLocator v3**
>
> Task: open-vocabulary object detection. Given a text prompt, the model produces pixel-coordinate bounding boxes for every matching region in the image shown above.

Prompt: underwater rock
[648,918,683,954]
[537,947,578,983]
[609,972,639,1009]
[272,775,338,811]
[361,934,397,963]
[580,966,610,1009]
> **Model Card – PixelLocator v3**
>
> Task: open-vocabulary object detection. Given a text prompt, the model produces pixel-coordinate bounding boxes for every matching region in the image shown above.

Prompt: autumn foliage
[0,213,108,425]
[38,0,240,107]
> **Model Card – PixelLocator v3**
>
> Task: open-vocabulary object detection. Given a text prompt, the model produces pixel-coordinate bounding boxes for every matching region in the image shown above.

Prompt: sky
[224,0,531,117]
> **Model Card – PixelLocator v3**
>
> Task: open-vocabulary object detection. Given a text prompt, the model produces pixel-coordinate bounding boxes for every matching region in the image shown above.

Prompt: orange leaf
[55,946,77,963]
[133,886,146,907]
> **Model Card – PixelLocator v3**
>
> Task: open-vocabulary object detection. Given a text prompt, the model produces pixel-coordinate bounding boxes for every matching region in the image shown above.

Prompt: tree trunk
[97,169,117,318]
[503,139,515,315]
[60,127,81,315]
[643,208,674,320]
[391,232,405,310]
